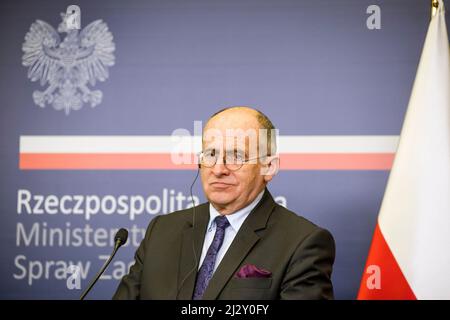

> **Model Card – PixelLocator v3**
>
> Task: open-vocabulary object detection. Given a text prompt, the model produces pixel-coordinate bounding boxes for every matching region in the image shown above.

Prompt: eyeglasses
[199,149,266,171]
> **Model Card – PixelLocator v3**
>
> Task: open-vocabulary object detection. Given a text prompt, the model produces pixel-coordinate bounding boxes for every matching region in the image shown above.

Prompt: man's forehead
[202,109,267,152]
[202,129,258,143]
[203,121,261,141]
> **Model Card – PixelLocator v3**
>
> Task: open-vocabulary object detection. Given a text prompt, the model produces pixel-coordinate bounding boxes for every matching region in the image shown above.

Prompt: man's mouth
[210,182,234,189]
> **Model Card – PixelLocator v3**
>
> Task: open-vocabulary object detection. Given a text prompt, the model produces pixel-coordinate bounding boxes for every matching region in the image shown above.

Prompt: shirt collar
[208,189,265,232]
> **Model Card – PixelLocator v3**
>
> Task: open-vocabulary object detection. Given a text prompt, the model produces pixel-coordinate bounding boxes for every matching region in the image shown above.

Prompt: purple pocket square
[235,264,272,278]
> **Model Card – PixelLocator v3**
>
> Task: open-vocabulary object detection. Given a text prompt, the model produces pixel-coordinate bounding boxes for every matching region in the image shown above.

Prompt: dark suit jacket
[113,189,335,300]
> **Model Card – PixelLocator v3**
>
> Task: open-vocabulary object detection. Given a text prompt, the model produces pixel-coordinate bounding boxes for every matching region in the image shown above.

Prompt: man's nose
[211,157,230,176]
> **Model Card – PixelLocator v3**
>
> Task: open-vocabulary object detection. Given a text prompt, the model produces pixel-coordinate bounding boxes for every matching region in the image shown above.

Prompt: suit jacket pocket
[230,277,272,289]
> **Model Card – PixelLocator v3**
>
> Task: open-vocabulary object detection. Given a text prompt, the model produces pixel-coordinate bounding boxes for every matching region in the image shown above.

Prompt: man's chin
[207,193,236,207]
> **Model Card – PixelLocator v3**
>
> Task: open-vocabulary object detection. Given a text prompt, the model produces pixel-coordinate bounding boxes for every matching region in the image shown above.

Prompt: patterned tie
[193,215,230,300]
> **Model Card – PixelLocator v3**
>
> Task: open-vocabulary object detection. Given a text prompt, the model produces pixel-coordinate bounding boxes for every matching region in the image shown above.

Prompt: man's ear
[260,156,280,181]
[197,153,202,169]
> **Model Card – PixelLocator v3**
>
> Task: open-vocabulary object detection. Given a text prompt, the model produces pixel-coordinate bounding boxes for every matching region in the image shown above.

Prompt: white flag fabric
[359,0,450,299]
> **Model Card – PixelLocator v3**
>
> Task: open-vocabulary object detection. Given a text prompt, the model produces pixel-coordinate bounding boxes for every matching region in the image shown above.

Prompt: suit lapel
[176,204,209,299]
[202,189,276,300]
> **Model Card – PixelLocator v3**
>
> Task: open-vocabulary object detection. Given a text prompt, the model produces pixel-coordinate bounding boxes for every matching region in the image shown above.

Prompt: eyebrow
[203,148,247,157]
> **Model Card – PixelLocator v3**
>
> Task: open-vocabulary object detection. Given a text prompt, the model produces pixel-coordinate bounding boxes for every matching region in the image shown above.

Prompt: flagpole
[431,0,439,18]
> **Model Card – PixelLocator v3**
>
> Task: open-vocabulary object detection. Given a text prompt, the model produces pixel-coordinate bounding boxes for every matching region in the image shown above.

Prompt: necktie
[193,215,230,300]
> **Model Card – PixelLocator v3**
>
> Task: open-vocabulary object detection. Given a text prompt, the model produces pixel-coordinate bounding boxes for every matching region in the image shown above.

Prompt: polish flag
[358,0,450,299]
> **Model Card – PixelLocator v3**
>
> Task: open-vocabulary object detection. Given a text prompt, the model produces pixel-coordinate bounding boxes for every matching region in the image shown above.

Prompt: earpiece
[175,165,200,298]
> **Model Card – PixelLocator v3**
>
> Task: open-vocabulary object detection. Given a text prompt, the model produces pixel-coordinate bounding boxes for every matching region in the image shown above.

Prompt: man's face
[200,109,276,214]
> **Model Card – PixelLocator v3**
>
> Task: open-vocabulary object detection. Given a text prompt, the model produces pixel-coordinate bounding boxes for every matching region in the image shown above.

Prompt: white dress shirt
[198,189,265,272]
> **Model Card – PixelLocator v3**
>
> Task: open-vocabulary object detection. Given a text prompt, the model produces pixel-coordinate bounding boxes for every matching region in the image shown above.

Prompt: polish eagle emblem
[22,8,115,114]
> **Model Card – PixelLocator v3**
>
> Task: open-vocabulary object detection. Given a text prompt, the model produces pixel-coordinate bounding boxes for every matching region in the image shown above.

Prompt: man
[113,106,335,300]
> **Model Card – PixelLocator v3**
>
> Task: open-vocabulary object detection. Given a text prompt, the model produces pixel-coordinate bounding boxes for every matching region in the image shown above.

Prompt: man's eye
[205,150,215,157]
[226,152,244,162]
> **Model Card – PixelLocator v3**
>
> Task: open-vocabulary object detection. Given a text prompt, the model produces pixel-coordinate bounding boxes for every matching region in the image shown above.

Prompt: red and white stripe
[19,135,398,170]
